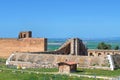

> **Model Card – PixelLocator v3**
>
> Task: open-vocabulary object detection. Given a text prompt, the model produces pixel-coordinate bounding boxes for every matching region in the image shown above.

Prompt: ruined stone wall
[8,53,110,70]
[112,54,120,68]
[0,38,47,58]
[88,49,120,57]
[56,38,87,55]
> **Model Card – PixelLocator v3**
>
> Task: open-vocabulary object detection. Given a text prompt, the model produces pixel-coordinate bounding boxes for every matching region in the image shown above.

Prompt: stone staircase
[57,38,72,51]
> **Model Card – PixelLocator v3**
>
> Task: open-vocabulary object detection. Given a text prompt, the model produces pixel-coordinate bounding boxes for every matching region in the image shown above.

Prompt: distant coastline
[48,38,120,51]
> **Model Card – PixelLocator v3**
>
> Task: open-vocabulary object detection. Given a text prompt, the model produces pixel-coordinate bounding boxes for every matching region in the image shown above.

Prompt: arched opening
[107,53,110,55]
[90,53,94,56]
[23,34,26,38]
[98,53,101,56]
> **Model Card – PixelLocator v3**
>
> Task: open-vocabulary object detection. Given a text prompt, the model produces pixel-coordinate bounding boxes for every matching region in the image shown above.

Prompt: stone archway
[107,53,110,55]
[90,53,94,56]
[98,53,101,56]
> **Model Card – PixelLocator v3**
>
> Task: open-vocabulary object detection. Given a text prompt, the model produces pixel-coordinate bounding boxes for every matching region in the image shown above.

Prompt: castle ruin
[0,31,119,70]
[0,31,47,58]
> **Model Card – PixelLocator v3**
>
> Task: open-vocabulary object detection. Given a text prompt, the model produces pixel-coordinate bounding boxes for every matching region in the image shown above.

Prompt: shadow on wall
[112,54,120,69]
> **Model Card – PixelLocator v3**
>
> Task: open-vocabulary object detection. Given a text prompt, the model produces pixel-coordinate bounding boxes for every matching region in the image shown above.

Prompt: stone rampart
[0,31,47,58]
[88,49,120,57]
[0,38,47,58]
[55,38,87,55]
[7,53,110,70]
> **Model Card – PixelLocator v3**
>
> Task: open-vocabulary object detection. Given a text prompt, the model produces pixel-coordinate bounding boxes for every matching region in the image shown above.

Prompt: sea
[47,38,120,51]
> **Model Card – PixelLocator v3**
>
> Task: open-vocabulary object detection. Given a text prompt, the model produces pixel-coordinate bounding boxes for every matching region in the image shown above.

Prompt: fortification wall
[55,38,87,55]
[0,38,47,58]
[88,49,120,57]
[7,53,110,70]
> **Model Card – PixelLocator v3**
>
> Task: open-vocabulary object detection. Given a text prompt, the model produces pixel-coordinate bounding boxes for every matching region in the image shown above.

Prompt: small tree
[114,45,119,50]
[97,42,111,50]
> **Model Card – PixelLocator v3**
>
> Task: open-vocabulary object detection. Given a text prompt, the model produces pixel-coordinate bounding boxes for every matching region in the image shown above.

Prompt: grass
[0,58,120,79]
[76,68,120,77]
[0,70,102,80]
[0,58,6,63]
[26,68,58,72]
[0,63,101,80]
[0,63,120,78]
[0,58,6,68]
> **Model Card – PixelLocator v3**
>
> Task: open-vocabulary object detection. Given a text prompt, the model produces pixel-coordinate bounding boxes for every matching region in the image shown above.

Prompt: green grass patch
[0,70,102,80]
[76,68,120,77]
[26,68,58,72]
[0,58,6,63]
[0,57,119,78]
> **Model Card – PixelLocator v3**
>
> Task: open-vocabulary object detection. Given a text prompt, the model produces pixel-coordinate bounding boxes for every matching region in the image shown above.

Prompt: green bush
[97,42,111,50]
[0,58,6,63]
[114,45,119,50]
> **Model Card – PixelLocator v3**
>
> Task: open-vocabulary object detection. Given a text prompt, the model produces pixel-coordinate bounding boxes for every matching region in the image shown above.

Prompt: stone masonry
[6,37,120,70]
[55,38,87,55]
[0,31,47,58]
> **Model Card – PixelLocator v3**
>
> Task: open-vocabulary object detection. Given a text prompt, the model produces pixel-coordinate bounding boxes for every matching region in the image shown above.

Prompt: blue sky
[0,0,120,39]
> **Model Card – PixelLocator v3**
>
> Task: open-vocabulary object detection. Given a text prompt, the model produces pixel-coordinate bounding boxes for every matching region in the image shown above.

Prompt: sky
[0,0,120,39]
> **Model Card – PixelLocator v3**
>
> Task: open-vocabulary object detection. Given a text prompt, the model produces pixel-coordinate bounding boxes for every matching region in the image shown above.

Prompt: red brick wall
[0,38,47,58]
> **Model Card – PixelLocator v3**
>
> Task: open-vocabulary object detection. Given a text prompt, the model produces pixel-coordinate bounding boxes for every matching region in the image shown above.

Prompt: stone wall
[88,49,120,57]
[7,53,110,70]
[56,38,87,55]
[112,54,120,68]
[0,38,47,58]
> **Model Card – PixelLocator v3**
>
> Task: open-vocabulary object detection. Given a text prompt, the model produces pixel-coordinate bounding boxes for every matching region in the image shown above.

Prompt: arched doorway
[98,53,101,56]
[90,53,94,56]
